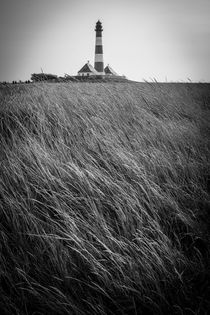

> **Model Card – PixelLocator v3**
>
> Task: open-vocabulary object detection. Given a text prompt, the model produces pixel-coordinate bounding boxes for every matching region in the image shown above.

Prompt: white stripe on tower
[95,37,102,45]
[94,20,104,74]
[95,54,103,62]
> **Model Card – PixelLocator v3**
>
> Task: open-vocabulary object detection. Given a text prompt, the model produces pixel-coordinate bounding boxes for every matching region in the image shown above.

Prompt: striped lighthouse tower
[94,20,104,74]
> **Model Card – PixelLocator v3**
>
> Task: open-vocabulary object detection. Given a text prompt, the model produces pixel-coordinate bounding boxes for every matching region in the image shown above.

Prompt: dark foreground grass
[0,82,210,314]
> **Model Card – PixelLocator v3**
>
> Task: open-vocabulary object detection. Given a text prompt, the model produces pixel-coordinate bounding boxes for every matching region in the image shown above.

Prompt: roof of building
[104,65,118,75]
[78,62,98,74]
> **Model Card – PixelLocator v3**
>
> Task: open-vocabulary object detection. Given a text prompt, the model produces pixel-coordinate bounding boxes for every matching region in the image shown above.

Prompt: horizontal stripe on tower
[96,31,102,37]
[94,62,104,72]
[94,54,104,62]
[95,37,102,45]
[95,45,103,54]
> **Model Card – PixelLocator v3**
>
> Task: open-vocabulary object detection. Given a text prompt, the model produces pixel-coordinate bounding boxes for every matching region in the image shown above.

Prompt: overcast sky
[0,0,210,82]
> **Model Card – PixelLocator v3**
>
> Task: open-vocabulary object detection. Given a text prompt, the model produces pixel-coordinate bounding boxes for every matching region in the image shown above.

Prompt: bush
[31,73,58,82]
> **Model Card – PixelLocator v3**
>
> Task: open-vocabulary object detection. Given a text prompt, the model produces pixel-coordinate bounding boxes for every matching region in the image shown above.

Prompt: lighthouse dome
[95,20,103,31]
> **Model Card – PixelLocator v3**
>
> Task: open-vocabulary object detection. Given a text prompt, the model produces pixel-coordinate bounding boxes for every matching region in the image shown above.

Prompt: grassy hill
[0,82,210,314]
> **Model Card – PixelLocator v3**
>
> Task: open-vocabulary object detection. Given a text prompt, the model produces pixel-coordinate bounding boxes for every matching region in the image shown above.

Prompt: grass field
[0,81,210,314]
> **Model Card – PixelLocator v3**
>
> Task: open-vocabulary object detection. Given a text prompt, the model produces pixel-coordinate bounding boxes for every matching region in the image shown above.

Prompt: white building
[77,61,99,76]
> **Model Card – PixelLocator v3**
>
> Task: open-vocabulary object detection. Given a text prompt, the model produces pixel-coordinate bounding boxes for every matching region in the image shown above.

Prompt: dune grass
[0,81,210,314]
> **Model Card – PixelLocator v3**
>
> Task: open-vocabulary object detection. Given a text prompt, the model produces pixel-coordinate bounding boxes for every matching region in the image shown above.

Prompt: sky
[0,0,210,82]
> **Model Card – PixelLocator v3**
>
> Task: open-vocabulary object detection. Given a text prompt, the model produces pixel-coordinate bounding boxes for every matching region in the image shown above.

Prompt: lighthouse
[77,20,124,79]
[94,20,104,74]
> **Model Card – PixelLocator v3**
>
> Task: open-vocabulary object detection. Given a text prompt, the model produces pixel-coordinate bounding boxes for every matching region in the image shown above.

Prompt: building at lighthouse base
[77,62,98,76]
[77,61,126,81]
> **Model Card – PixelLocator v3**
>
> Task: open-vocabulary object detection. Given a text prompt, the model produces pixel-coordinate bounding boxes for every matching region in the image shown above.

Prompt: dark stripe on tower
[96,31,102,37]
[95,45,103,54]
[95,61,103,73]
[94,62,104,72]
